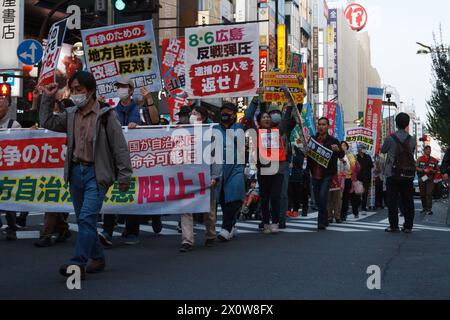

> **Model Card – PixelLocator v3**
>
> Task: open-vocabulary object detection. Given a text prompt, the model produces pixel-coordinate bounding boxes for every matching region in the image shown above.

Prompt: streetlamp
[416,42,450,55]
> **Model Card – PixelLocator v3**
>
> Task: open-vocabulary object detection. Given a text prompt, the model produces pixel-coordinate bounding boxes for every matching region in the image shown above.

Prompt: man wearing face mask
[114,76,141,129]
[39,71,132,279]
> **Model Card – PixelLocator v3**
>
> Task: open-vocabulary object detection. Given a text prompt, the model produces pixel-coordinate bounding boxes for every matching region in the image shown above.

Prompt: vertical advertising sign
[161,38,189,122]
[38,18,68,87]
[312,27,319,95]
[277,24,286,72]
[0,0,24,70]
[81,20,162,100]
[185,22,259,99]
[323,102,337,136]
[328,8,338,100]
[364,87,384,154]
[259,48,268,81]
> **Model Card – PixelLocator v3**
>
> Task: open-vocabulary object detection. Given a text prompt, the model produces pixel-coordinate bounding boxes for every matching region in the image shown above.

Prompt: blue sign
[17,39,44,66]
[0,72,15,86]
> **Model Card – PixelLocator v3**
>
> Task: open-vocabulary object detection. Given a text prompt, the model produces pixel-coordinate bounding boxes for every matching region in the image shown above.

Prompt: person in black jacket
[356,145,374,212]
[288,144,310,217]
[441,148,450,182]
[307,117,345,230]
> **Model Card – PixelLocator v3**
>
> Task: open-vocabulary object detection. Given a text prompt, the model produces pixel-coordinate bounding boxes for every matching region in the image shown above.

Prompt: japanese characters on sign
[364,87,384,154]
[263,72,305,105]
[289,53,302,74]
[345,127,375,157]
[81,20,162,100]
[0,128,211,215]
[259,49,268,82]
[185,22,259,99]
[307,137,333,168]
[0,0,24,70]
[344,3,368,32]
[38,18,68,87]
[161,38,189,122]
[323,102,337,136]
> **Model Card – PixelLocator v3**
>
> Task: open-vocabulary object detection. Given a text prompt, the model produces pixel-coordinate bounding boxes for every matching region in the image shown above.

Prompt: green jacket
[39,94,132,190]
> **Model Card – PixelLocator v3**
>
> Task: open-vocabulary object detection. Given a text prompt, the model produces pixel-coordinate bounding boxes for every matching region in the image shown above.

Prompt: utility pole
[107,0,115,25]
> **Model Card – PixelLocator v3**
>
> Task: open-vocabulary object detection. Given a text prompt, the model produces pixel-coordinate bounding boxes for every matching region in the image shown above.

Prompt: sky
[333,0,450,123]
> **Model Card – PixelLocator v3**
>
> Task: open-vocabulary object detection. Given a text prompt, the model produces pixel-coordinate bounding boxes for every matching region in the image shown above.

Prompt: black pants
[375,178,386,208]
[0,211,17,231]
[288,181,309,213]
[341,179,360,218]
[386,177,415,230]
[103,214,141,236]
[219,188,242,232]
[361,180,371,210]
[258,173,284,225]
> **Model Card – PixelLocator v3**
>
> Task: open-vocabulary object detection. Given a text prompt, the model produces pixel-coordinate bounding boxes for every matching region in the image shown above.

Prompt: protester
[307,117,345,230]
[356,145,374,212]
[328,153,349,224]
[380,113,416,233]
[288,144,310,218]
[179,106,219,252]
[374,153,386,209]
[340,141,360,221]
[416,145,438,215]
[39,71,133,278]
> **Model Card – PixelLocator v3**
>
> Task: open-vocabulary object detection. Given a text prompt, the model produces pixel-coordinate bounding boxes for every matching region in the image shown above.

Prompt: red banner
[323,102,337,136]
[259,49,268,82]
[364,96,383,154]
[161,38,190,122]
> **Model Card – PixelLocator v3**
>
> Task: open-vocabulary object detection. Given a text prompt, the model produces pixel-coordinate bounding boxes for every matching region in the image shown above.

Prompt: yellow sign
[277,24,286,72]
[263,72,305,105]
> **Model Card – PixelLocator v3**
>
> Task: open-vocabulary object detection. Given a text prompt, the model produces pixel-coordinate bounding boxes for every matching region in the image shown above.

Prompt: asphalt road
[1,199,450,300]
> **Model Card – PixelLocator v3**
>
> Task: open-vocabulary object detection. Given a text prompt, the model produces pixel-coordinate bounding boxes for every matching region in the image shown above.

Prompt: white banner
[0,127,212,215]
[0,0,24,70]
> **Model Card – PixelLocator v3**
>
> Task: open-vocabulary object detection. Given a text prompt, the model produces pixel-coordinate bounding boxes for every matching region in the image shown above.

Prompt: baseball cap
[176,105,192,116]
[115,76,135,89]
[220,102,238,113]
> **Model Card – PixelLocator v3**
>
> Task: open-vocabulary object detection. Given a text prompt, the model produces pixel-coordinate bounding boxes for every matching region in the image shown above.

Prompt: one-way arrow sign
[17,39,44,66]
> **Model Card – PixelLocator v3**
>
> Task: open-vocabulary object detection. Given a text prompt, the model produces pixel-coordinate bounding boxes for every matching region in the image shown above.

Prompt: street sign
[344,3,368,32]
[17,39,44,66]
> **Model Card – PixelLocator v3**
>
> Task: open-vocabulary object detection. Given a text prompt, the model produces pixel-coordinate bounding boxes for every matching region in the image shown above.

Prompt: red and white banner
[185,23,259,99]
[323,102,337,136]
[364,87,384,154]
[259,48,268,82]
[38,18,68,87]
[0,128,211,215]
[161,38,190,122]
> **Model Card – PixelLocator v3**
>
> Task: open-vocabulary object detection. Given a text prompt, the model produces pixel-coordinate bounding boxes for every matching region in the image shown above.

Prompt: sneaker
[98,231,113,247]
[86,259,106,274]
[16,216,26,228]
[55,229,72,243]
[230,227,238,239]
[278,221,286,229]
[218,229,231,242]
[385,227,400,233]
[59,264,86,280]
[263,224,271,235]
[258,222,265,230]
[152,216,162,234]
[5,230,17,241]
[34,235,55,248]
[179,243,193,252]
[401,228,412,234]
[205,239,215,247]
[124,234,140,245]
[291,211,299,218]
[270,223,280,234]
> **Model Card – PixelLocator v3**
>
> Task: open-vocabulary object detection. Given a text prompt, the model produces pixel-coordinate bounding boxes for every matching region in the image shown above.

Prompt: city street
[1,198,450,300]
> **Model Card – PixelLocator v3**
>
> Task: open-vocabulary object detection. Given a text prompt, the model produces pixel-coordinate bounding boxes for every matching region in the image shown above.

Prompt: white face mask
[118,88,130,101]
[71,93,90,108]
[189,114,201,124]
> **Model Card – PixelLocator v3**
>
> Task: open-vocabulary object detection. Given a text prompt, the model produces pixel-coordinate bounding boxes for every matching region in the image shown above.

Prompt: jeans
[258,173,284,225]
[312,176,332,228]
[279,166,290,223]
[69,164,108,267]
[386,177,415,230]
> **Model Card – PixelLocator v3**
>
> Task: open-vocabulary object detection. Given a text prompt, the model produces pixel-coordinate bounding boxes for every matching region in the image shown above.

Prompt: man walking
[39,71,132,278]
[416,145,438,215]
[307,117,345,230]
[357,145,374,212]
[381,113,416,233]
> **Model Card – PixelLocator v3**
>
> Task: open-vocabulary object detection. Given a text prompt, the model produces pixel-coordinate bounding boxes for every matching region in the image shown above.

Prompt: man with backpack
[380,113,417,233]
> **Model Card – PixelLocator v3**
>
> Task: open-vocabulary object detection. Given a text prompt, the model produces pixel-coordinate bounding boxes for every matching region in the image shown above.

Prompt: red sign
[161,38,190,122]
[323,102,337,136]
[259,49,268,82]
[364,96,383,154]
[318,67,324,80]
[344,4,368,31]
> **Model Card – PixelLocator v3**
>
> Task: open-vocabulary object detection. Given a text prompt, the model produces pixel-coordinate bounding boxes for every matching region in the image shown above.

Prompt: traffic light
[0,83,11,102]
[117,0,161,14]
[114,0,126,10]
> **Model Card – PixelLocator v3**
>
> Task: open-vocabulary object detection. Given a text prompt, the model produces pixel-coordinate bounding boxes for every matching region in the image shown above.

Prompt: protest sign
[364,87,384,154]
[81,20,162,100]
[185,22,259,99]
[345,127,375,156]
[306,137,333,168]
[0,127,211,215]
[263,72,305,105]
[323,102,337,136]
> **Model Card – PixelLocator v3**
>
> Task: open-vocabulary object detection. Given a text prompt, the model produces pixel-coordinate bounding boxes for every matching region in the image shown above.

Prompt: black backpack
[391,134,416,180]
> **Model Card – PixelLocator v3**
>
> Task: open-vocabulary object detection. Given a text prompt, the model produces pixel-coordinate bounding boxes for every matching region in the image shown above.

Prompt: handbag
[353,180,365,195]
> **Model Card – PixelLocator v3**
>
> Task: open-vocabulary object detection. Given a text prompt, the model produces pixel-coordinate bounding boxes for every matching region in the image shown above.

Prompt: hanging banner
[259,48,268,82]
[323,102,337,136]
[306,137,333,168]
[185,22,259,99]
[364,87,384,154]
[289,52,303,74]
[161,38,189,122]
[277,24,286,71]
[301,102,316,142]
[345,127,375,157]
[334,103,345,142]
[0,128,211,215]
[81,20,162,100]
[38,18,68,87]
[263,72,305,105]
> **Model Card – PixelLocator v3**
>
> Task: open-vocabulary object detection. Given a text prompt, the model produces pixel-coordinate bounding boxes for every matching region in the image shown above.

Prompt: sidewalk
[420,199,449,226]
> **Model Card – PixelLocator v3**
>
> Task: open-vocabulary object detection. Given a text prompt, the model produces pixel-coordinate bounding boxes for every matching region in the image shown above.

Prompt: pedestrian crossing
[3,210,450,240]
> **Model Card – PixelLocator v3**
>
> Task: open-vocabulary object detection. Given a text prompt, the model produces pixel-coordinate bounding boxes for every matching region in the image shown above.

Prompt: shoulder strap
[7,119,14,129]
[392,134,412,153]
